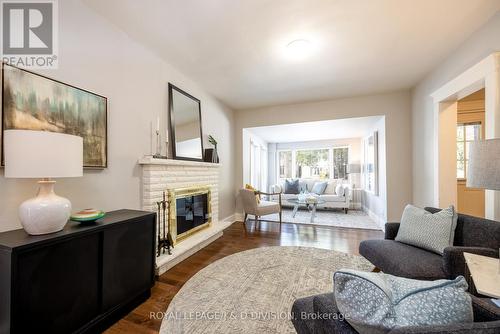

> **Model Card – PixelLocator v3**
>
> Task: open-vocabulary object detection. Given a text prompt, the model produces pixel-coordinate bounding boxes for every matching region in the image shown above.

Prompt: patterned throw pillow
[334,269,473,334]
[395,205,458,255]
[335,184,345,196]
[311,182,327,195]
[284,179,300,194]
[244,184,260,204]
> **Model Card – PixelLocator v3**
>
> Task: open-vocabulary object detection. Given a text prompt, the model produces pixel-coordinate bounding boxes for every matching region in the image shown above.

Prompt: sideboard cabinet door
[13,234,100,334]
[101,218,154,312]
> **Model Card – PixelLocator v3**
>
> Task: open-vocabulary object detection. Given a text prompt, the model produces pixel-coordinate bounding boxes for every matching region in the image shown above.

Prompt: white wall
[0,0,236,232]
[235,91,412,222]
[412,12,500,207]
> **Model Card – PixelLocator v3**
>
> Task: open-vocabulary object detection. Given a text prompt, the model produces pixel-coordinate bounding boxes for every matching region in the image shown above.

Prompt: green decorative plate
[71,209,106,222]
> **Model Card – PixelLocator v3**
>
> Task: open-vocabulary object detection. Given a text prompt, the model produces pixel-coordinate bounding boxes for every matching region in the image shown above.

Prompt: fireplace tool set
[156,191,173,256]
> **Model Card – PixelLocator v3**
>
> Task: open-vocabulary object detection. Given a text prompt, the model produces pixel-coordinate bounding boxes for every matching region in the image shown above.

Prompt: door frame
[431,52,500,220]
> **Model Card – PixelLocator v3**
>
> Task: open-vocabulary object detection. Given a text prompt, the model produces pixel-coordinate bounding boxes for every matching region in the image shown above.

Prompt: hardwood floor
[105,220,383,333]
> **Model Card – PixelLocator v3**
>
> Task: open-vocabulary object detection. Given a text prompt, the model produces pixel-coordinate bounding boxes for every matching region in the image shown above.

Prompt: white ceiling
[246,116,383,143]
[84,0,500,110]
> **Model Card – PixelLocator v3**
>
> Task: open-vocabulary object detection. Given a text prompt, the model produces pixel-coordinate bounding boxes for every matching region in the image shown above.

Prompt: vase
[212,147,219,163]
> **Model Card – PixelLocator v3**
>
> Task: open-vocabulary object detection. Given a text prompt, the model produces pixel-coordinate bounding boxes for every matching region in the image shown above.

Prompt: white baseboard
[234,212,245,222]
[221,214,238,227]
[362,206,386,231]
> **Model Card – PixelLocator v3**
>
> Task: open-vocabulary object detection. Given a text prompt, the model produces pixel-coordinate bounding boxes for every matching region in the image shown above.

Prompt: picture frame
[363,131,378,195]
[1,63,108,168]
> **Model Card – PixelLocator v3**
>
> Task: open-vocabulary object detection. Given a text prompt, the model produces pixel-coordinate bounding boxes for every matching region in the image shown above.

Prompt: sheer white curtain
[250,140,268,190]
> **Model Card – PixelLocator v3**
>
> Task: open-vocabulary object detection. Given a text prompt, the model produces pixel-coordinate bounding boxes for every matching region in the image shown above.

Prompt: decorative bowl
[70,209,106,223]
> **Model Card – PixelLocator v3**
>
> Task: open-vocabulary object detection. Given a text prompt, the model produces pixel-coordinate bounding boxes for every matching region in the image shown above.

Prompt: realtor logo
[1,0,58,68]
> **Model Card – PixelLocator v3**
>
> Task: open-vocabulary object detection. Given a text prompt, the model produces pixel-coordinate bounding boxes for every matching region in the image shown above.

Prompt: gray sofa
[359,207,500,280]
[292,292,500,334]
[291,208,500,333]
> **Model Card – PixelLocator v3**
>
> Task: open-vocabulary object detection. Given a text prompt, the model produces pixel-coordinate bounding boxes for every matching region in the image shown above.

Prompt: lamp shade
[467,138,500,190]
[4,130,83,178]
[346,163,361,174]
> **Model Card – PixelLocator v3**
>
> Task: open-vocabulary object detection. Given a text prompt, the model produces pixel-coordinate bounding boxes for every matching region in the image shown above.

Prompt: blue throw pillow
[334,269,473,334]
[311,182,327,195]
[284,179,300,194]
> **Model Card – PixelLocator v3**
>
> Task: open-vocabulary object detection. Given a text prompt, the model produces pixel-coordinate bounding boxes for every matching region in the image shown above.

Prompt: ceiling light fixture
[285,39,312,60]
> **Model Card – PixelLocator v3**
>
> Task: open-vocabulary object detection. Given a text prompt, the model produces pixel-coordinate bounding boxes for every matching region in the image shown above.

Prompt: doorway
[456,89,485,217]
[432,52,500,221]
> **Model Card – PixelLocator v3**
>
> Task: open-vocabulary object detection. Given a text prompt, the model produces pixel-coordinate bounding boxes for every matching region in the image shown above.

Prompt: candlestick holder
[155,130,161,156]
[153,131,168,159]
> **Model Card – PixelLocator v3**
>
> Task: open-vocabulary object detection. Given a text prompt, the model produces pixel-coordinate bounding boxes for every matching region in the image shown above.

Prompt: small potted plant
[208,135,219,163]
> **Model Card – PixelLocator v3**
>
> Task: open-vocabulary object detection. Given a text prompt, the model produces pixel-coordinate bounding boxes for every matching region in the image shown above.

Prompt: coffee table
[288,198,326,223]
[464,252,500,299]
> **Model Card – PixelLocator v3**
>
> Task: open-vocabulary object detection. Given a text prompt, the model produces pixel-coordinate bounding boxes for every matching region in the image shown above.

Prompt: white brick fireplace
[138,156,233,275]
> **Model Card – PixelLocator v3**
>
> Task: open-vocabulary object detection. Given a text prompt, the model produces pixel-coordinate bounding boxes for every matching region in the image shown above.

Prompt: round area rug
[160,246,373,334]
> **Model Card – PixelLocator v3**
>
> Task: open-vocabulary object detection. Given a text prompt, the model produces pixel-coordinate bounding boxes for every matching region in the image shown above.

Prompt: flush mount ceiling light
[285,39,312,60]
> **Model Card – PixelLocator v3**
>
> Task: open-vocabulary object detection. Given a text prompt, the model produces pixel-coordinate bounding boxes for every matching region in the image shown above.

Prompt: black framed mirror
[168,83,204,161]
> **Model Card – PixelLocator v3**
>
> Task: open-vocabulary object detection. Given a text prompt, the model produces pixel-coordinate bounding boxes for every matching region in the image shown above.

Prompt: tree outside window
[295,149,330,179]
[278,151,292,178]
[333,147,348,179]
[277,147,349,182]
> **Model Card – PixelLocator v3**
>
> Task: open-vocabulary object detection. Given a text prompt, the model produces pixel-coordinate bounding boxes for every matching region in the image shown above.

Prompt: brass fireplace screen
[167,185,212,246]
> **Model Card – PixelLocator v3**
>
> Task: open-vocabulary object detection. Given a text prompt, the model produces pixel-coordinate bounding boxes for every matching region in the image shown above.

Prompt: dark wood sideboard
[0,209,156,334]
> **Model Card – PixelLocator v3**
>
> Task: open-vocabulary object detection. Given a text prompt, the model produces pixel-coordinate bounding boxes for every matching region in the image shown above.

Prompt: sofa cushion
[324,180,338,194]
[395,205,457,255]
[300,180,312,192]
[311,181,328,195]
[321,194,346,203]
[255,200,280,216]
[359,239,446,280]
[333,270,473,334]
[285,179,300,194]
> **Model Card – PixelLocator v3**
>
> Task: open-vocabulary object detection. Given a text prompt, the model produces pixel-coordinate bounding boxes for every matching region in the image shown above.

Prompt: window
[277,147,350,182]
[278,151,292,178]
[333,147,348,179]
[457,123,481,179]
[295,149,330,179]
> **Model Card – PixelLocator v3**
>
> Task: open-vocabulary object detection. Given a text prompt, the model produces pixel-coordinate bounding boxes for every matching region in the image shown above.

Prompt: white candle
[156,116,160,132]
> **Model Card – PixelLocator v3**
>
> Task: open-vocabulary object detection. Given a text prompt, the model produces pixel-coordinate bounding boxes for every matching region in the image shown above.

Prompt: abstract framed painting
[1,63,107,168]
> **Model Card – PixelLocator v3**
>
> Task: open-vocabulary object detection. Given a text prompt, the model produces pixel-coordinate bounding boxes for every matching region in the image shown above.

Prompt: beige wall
[438,102,458,208]
[235,91,412,222]
[412,12,500,207]
[0,0,236,232]
[361,117,387,225]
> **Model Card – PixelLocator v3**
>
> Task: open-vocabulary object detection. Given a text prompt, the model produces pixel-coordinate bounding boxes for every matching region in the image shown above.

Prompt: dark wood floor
[105,221,383,333]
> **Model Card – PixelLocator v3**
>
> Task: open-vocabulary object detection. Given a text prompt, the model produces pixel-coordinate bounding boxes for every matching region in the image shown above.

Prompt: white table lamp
[467,138,500,278]
[4,130,83,235]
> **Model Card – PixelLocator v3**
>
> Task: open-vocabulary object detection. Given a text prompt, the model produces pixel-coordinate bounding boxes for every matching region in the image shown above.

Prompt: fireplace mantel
[138,156,220,168]
[138,156,231,275]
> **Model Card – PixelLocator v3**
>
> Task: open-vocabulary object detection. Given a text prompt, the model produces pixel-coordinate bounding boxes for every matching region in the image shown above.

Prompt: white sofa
[270,179,351,213]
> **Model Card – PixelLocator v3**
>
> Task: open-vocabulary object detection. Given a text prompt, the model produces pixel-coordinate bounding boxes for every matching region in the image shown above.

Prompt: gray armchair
[239,188,282,224]
[360,207,500,280]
